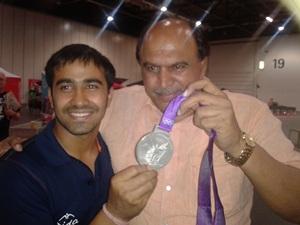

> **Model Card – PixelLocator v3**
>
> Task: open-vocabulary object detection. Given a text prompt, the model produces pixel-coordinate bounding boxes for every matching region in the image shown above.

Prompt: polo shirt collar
[35,120,103,167]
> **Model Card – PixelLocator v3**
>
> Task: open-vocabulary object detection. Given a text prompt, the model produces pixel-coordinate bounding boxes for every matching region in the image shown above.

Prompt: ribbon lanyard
[158,94,186,132]
[137,94,225,225]
[160,95,226,224]
[197,129,226,225]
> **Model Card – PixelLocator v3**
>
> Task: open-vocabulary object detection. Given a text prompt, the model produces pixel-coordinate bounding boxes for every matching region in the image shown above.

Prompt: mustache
[154,88,183,96]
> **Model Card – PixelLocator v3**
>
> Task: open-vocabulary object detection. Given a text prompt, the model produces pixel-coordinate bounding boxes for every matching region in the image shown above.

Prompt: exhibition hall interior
[0,0,300,224]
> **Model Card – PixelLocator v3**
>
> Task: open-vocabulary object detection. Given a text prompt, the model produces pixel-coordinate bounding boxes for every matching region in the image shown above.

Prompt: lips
[158,93,177,102]
[68,110,94,120]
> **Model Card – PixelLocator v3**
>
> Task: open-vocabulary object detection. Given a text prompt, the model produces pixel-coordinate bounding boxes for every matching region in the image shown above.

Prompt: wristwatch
[224,132,256,167]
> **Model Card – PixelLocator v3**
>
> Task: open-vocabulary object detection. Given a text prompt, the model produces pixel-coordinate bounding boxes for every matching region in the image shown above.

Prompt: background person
[0,72,21,141]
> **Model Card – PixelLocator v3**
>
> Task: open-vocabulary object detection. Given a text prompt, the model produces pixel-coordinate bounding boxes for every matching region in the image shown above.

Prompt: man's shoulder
[225,91,275,131]
[225,91,268,110]
[0,145,50,223]
[113,85,146,97]
[0,141,45,195]
[0,138,42,174]
[108,85,149,112]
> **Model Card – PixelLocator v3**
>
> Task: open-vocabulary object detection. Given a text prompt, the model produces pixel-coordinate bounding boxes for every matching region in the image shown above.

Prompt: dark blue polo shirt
[0,121,114,225]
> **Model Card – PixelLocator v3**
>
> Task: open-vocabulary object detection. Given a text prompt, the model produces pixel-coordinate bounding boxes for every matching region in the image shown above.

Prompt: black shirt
[0,121,114,225]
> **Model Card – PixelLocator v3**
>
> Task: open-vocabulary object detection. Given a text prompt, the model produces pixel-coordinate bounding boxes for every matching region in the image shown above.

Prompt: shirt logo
[57,213,79,225]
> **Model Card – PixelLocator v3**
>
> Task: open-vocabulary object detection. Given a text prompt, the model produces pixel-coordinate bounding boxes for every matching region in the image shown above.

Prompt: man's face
[49,60,108,136]
[0,74,6,92]
[140,20,207,112]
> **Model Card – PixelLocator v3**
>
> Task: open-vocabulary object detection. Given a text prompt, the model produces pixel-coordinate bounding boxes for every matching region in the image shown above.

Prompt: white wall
[1,3,300,109]
[208,41,257,96]
[256,35,300,109]
[0,3,141,103]
[207,34,300,110]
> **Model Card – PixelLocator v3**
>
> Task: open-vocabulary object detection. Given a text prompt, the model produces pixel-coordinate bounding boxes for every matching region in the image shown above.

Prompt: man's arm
[90,165,158,225]
[0,136,23,157]
[4,91,21,120]
[179,78,300,223]
[242,143,300,222]
[4,107,20,120]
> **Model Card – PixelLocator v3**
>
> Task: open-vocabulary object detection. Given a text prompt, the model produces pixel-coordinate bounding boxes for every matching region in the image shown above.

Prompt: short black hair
[45,44,115,89]
[135,16,210,64]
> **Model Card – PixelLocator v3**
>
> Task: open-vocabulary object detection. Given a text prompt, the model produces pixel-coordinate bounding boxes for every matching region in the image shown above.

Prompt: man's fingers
[112,166,157,186]
[122,169,157,192]
[0,136,24,156]
[179,91,228,116]
[184,77,224,97]
[120,174,157,204]
[9,137,25,151]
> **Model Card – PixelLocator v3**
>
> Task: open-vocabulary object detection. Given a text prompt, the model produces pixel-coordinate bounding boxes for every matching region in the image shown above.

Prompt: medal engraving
[136,130,173,170]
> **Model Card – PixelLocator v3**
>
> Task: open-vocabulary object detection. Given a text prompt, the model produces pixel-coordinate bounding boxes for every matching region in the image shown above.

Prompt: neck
[53,124,100,173]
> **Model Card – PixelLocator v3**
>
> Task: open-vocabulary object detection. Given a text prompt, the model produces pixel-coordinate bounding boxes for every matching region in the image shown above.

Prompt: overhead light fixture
[63,22,71,31]
[258,60,265,70]
[107,16,114,22]
[195,20,202,27]
[160,6,167,12]
[265,16,273,23]
[278,26,285,31]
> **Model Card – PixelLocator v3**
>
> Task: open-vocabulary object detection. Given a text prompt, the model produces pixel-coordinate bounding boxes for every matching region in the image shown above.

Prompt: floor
[8,106,299,225]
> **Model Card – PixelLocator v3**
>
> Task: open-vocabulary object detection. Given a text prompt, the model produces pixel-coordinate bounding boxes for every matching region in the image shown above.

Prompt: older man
[100,17,300,224]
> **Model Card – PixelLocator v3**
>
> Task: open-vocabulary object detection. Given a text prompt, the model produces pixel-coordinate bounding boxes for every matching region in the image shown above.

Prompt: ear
[199,57,208,78]
[48,88,54,109]
[107,87,114,107]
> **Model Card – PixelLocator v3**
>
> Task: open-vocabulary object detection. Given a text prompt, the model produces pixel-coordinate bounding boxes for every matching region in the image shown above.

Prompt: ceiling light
[258,60,265,70]
[265,16,273,23]
[195,20,202,27]
[63,22,71,31]
[160,6,167,12]
[107,16,114,22]
[278,26,285,31]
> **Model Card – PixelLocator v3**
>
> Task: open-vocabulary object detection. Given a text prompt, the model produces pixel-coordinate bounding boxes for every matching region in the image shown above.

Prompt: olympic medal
[136,130,173,170]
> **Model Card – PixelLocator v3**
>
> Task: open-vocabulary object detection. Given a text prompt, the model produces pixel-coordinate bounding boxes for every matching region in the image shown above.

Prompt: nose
[159,68,174,88]
[72,87,88,106]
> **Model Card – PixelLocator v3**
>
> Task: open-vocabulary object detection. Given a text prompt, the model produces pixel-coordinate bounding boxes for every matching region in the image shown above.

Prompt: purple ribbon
[158,95,186,132]
[197,129,226,225]
[158,94,225,225]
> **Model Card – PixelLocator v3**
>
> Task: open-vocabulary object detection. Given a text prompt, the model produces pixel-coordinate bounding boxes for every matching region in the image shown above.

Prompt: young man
[0,44,157,225]
[100,18,300,224]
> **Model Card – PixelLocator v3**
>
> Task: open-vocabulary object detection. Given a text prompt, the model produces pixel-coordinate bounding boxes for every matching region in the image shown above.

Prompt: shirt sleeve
[244,99,300,167]
[228,92,300,168]
[0,160,55,225]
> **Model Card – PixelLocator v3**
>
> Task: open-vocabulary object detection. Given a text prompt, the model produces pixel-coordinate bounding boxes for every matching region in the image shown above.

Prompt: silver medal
[135,127,173,170]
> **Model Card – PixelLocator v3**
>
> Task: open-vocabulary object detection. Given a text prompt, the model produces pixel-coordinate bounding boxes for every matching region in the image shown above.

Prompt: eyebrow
[55,78,104,86]
[170,61,189,67]
[142,61,189,68]
[84,79,104,85]
[142,62,157,67]
[55,79,72,86]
